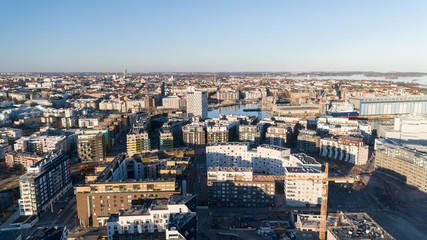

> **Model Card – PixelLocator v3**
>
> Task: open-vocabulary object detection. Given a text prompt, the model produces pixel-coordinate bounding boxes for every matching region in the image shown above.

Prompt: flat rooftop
[208,166,253,172]
[286,167,321,174]
[150,200,169,211]
[351,95,427,102]
[328,213,395,240]
[292,153,319,165]
[258,144,289,152]
[119,205,149,217]
[168,212,196,230]
[207,142,249,147]
[169,194,195,205]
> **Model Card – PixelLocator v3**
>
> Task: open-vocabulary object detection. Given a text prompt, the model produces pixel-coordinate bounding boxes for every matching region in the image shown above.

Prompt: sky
[1,0,427,72]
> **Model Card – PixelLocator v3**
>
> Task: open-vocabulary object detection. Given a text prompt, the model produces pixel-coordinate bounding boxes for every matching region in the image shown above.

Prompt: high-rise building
[186,87,208,120]
[18,155,71,216]
[161,82,165,98]
[144,96,157,111]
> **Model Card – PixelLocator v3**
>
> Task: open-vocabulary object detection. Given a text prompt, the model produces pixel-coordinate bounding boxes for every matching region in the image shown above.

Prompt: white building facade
[320,137,369,165]
[186,88,208,120]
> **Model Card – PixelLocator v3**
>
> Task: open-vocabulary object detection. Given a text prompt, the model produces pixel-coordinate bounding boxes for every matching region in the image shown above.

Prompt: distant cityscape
[0,71,426,240]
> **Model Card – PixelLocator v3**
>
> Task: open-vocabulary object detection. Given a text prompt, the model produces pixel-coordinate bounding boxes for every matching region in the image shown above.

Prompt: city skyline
[1,0,427,72]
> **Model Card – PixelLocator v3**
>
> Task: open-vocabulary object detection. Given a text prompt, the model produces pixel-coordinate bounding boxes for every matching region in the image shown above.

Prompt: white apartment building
[162,96,186,109]
[68,98,99,109]
[206,143,323,207]
[207,167,253,181]
[242,90,262,100]
[320,136,369,165]
[14,135,69,155]
[99,100,127,112]
[0,127,22,141]
[284,167,324,207]
[186,87,208,120]
[78,118,100,128]
[207,142,296,175]
[18,155,72,216]
[217,90,239,101]
[106,194,196,240]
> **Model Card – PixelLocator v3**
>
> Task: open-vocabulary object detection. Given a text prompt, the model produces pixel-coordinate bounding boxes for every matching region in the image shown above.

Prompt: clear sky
[1,0,427,72]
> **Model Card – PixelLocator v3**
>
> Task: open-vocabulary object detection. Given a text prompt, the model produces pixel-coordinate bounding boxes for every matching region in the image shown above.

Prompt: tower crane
[271,163,359,240]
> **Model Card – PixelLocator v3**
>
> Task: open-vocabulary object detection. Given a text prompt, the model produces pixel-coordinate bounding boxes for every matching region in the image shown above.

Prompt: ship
[326,101,359,118]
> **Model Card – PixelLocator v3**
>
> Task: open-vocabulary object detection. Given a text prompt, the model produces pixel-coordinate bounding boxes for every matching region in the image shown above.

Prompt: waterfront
[273,74,427,86]
[208,103,271,120]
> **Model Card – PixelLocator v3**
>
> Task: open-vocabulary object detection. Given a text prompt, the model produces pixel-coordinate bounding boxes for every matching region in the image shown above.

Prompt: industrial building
[377,114,427,145]
[18,155,72,216]
[350,95,427,116]
[375,139,427,193]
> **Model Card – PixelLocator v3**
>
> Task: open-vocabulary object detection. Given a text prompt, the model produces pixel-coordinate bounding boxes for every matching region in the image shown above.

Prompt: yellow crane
[272,163,359,240]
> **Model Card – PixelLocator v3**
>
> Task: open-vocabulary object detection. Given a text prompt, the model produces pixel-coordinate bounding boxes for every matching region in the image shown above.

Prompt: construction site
[197,156,427,240]
[296,212,395,240]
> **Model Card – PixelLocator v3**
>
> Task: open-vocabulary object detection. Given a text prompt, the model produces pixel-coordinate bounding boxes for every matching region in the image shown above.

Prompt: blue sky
[1,0,427,72]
